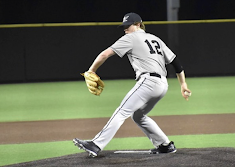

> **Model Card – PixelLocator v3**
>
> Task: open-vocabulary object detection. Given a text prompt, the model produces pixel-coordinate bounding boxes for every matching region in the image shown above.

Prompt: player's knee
[131,112,144,123]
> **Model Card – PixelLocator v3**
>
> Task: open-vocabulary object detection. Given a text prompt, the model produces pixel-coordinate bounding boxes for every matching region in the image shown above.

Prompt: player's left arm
[170,57,191,100]
[88,48,115,73]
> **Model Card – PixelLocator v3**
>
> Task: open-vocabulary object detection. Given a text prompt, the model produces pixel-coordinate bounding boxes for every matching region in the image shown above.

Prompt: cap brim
[118,22,132,28]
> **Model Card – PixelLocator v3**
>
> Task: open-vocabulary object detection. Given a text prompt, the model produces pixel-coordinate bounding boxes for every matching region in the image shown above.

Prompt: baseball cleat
[150,141,177,154]
[73,138,101,157]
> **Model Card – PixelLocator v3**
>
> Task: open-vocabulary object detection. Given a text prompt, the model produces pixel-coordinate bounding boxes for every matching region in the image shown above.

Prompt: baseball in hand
[184,91,191,97]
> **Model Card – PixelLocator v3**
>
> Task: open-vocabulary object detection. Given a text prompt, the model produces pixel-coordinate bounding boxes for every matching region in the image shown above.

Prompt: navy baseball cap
[119,13,142,27]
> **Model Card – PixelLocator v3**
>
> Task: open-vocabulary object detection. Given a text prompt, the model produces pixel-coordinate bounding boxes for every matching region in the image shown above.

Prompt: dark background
[1,0,235,24]
[0,0,235,83]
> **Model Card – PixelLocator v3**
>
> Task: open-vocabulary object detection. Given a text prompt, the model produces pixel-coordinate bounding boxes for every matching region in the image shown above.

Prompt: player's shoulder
[147,32,164,42]
[115,33,133,44]
[119,33,135,41]
[146,32,160,38]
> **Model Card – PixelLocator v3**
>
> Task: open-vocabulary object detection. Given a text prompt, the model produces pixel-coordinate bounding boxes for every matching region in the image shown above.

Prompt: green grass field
[0,76,235,166]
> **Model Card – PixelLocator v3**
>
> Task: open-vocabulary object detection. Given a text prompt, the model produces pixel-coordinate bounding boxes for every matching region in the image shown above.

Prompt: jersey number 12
[144,40,162,55]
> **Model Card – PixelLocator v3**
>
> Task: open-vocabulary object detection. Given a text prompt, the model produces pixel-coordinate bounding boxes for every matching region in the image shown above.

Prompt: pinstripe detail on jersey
[93,78,146,142]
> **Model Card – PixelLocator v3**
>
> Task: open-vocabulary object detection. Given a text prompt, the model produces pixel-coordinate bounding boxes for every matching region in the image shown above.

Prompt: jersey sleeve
[110,35,133,58]
[161,41,176,64]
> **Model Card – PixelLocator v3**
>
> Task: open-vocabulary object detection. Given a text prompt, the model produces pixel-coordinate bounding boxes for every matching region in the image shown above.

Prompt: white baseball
[184,91,191,96]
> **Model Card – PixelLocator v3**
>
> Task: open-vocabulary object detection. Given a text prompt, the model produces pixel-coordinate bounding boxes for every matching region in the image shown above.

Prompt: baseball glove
[81,71,105,96]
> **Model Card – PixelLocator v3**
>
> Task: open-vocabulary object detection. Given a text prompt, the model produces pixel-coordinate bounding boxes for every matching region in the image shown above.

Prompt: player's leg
[74,79,147,155]
[131,100,170,147]
[92,77,153,150]
[131,76,171,147]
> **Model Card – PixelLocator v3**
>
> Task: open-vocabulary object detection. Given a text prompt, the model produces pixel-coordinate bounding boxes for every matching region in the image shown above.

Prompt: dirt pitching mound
[5,148,235,167]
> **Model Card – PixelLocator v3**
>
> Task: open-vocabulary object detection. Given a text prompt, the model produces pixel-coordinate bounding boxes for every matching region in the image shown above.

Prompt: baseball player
[73,12,191,157]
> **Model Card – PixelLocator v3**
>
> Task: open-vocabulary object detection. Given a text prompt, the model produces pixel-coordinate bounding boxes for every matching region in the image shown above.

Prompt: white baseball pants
[92,73,170,150]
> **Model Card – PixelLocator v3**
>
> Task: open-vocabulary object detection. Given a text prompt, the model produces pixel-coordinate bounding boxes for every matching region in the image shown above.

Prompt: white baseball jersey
[110,29,176,79]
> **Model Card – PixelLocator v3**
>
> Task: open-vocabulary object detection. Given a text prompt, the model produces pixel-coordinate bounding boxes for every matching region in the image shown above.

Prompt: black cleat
[73,138,101,157]
[150,141,177,154]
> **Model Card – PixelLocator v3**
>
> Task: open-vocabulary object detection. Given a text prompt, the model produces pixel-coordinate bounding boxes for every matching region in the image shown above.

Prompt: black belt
[139,72,161,79]
[149,73,161,78]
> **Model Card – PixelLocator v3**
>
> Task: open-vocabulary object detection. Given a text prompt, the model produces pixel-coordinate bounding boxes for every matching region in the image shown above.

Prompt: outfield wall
[0,21,235,83]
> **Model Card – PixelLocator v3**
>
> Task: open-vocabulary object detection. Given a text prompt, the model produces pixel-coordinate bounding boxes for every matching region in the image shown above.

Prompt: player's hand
[181,82,191,101]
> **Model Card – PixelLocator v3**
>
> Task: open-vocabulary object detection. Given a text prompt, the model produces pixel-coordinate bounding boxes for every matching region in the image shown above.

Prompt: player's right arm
[170,57,191,101]
[176,71,191,101]
[160,39,191,100]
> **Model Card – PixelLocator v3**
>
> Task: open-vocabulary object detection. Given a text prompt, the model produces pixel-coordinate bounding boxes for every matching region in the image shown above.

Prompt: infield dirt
[1,113,235,144]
